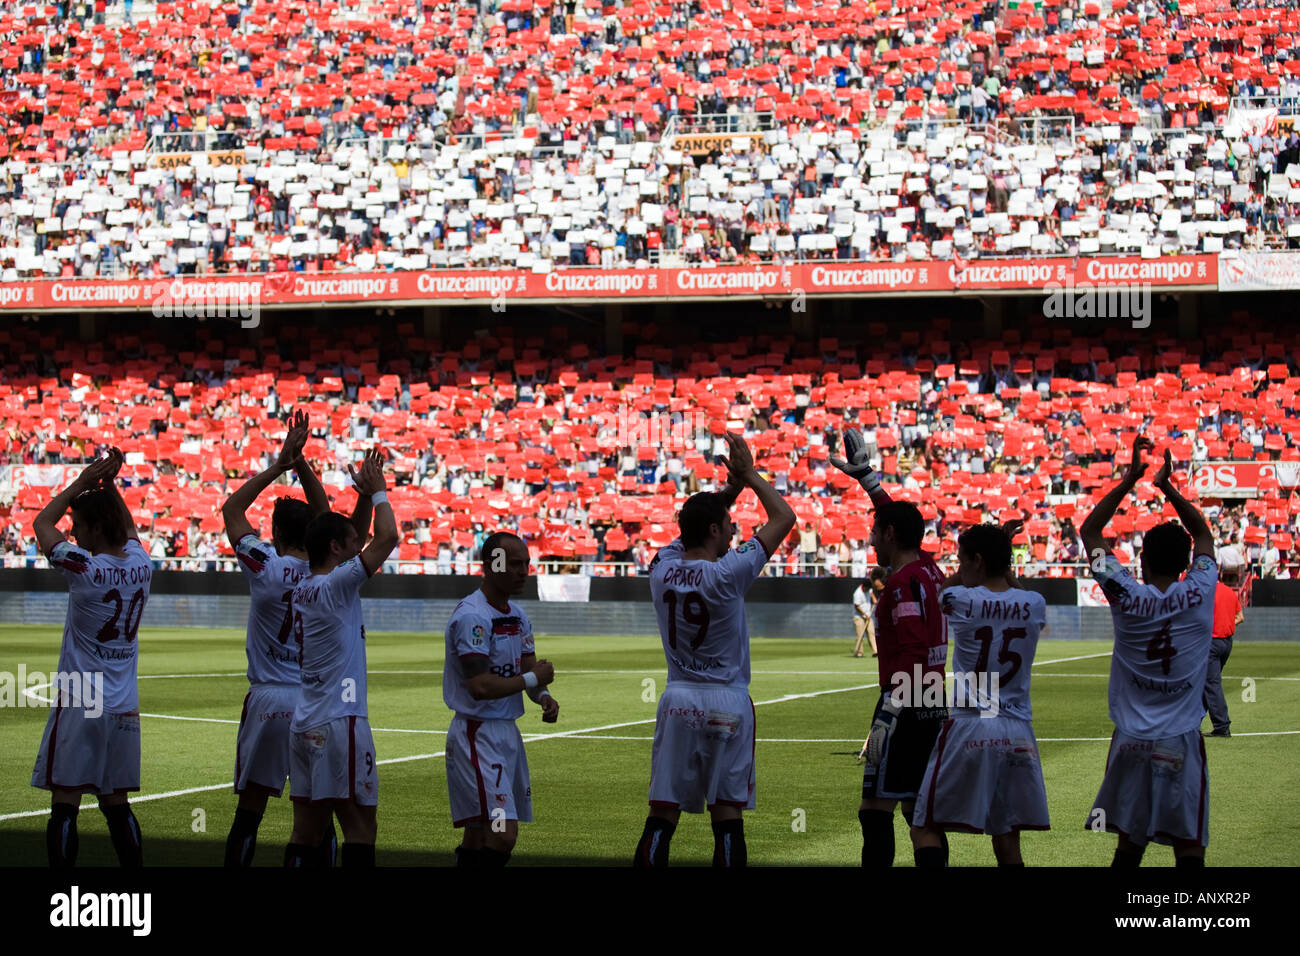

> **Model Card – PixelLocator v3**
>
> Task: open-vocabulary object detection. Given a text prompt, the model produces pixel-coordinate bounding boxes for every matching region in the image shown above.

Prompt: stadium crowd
[1,312,1297,578]
[3,0,1300,278]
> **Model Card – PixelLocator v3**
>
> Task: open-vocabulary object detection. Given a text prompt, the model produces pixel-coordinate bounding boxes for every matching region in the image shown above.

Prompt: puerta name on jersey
[92,565,152,587]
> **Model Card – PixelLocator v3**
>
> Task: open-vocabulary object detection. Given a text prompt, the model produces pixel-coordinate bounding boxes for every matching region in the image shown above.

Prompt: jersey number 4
[1146,621,1177,675]
[96,588,145,643]
[662,590,710,650]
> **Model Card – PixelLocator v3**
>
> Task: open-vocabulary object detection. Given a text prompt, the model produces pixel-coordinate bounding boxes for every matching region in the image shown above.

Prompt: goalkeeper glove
[863,695,902,768]
[829,428,882,496]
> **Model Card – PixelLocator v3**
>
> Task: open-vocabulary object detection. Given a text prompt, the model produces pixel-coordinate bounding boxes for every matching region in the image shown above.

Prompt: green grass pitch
[1,625,1296,866]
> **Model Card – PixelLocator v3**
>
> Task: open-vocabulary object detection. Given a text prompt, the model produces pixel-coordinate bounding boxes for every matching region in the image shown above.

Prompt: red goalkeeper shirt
[875,554,949,696]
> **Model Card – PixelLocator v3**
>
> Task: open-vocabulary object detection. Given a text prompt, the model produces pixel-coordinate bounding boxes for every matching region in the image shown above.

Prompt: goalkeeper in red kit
[831,429,950,867]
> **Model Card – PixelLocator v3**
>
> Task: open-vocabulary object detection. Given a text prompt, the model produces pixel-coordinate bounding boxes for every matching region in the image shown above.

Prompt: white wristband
[538,689,552,699]
[523,671,539,690]
[370,491,388,506]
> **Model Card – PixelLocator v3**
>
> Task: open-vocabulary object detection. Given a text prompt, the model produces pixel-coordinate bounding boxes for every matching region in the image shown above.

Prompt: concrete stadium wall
[0,590,1295,641]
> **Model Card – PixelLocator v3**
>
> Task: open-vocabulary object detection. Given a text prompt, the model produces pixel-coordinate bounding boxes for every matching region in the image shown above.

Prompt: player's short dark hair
[958,524,1012,577]
[480,531,525,569]
[873,501,924,550]
[678,492,730,549]
[1142,521,1192,577]
[305,512,356,568]
[271,497,313,551]
[70,488,129,549]
[869,566,888,583]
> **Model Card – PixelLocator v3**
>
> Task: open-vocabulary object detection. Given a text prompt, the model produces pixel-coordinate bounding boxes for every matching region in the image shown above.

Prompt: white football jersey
[442,589,536,720]
[940,585,1047,721]
[235,535,309,685]
[649,537,771,686]
[290,557,370,733]
[1093,552,1217,738]
[47,539,152,713]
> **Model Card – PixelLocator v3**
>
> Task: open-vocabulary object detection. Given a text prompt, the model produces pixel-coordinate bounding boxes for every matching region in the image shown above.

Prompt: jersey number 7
[662,590,710,650]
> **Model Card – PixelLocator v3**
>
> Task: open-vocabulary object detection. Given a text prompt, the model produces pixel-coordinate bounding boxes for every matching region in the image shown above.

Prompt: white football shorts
[647,682,755,813]
[32,706,141,796]
[234,683,298,796]
[912,714,1051,835]
[1087,728,1209,848]
[289,715,378,806]
[446,714,533,827]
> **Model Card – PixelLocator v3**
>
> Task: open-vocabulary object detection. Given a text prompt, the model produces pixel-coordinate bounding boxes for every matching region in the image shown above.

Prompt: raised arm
[33,449,124,555]
[1151,448,1215,558]
[1080,435,1152,558]
[830,427,893,509]
[720,430,795,558]
[222,410,309,548]
[350,448,399,575]
[293,440,332,518]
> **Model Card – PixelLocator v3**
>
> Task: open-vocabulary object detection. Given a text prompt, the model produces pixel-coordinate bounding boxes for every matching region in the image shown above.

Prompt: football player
[832,428,949,867]
[633,430,795,867]
[222,410,371,866]
[283,448,396,867]
[31,448,150,867]
[912,521,1051,865]
[1080,436,1216,867]
[443,531,558,867]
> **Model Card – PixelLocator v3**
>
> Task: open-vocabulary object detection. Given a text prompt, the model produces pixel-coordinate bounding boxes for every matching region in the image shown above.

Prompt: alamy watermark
[888,663,1001,716]
[1043,279,1151,329]
[592,403,714,454]
[150,280,261,329]
[0,666,103,717]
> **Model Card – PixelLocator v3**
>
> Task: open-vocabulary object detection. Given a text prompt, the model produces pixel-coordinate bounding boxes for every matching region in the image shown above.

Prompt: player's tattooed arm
[1080,434,1153,557]
[34,448,126,554]
[222,410,311,548]
[464,654,555,702]
[1151,448,1215,558]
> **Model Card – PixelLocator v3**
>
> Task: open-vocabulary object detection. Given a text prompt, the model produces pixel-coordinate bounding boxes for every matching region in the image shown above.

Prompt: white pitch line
[134,713,449,735]
[138,672,246,680]
[1032,651,1114,666]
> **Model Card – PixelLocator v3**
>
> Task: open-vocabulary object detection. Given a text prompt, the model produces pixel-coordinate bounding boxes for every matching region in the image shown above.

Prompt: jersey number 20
[96,588,145,643]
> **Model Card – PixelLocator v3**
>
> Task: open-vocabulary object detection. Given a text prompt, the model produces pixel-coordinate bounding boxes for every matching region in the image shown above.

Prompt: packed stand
[3,0,1300,278]
[1,312,1298,577]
